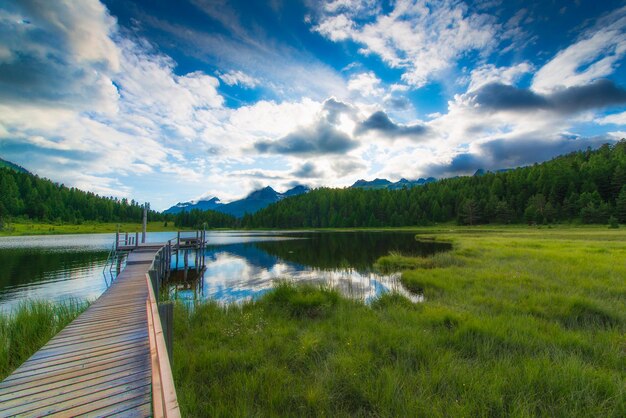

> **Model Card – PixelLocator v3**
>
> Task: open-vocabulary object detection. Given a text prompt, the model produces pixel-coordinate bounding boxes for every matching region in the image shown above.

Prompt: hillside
[0,158,29,174]
[242,141,626,228]
[0,165,160,223]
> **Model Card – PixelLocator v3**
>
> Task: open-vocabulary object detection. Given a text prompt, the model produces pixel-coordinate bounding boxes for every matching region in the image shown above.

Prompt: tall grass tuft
[261,281,340,318]
[0,299,89,379]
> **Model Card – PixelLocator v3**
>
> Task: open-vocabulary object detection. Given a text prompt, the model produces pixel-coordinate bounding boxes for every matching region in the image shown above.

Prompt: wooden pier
[0,243,181,417]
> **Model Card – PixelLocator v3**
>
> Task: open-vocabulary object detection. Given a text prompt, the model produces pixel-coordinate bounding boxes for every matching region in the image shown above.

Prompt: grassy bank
[0,300,89,380]
[0,221,186,236]
[172,226,625,417]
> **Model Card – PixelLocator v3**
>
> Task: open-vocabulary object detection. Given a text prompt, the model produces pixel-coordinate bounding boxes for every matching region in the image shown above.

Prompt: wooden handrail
[146,271,181,418]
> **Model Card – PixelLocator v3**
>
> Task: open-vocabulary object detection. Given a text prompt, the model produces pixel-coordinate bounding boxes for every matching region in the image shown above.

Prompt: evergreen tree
[616,186,626,223]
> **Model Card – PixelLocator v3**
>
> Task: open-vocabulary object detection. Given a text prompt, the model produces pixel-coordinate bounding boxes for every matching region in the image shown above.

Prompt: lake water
[0,231,450,312]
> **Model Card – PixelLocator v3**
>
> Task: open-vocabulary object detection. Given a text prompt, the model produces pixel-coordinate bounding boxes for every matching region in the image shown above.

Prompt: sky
[1,0,626,210]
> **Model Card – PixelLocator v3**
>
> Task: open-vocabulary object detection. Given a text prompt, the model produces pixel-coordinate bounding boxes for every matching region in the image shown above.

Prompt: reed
[0,299,89,379]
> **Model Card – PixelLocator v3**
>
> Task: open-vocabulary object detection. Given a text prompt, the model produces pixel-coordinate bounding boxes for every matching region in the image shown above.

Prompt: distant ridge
[351,177,436,190]
[163,185,310,217]
[0,158,29,174]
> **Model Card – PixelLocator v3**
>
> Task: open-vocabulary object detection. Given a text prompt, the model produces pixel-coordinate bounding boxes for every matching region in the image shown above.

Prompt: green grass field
[172,226,626,417]
[0,221,186,236]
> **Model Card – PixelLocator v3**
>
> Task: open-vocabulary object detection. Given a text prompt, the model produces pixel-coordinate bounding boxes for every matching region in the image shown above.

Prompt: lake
[0,231,451,312]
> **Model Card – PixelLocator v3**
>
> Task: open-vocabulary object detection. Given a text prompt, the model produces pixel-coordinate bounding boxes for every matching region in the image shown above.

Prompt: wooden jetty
[0,241,183,417]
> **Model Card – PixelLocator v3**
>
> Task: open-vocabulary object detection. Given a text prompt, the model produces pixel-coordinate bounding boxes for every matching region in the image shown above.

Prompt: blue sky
[1,0,625,210]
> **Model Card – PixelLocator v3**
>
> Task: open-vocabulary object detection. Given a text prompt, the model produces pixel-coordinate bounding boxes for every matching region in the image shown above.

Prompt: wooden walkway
[0,245,168,417]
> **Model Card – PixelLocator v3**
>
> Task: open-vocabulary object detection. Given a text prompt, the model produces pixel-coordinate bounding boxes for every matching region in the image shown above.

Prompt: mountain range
[165,177,439,217]
[164,185,311,217]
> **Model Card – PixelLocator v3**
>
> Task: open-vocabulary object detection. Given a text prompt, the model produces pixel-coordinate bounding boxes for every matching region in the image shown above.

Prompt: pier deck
[0,245,167,417]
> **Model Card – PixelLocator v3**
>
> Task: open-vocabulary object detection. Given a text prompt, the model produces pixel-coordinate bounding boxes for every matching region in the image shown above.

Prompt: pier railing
[146,244,180,418]
[115,231,141,250]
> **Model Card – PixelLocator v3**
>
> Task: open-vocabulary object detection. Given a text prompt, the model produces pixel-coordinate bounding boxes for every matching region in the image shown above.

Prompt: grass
[0,221,187,236]
[0,300,89,380]
[172,226,626,417]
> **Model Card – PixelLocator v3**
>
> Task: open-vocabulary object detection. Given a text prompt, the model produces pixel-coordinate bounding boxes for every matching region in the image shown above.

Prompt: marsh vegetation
[172,226,625,417]
[0,300,89,380]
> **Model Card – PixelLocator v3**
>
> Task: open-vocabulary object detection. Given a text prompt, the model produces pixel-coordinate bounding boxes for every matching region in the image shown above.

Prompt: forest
[3,141,625,228]
[0,168,161,224]
[176,141,626,228]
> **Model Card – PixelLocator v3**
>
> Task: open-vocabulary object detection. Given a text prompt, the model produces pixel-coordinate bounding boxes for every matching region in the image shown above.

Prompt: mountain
[219,186,284,218]
[164,185,310,217]
[164,197,221,215]
[0,158,29,174]
[351,177,436,190]
[351,178,392,189]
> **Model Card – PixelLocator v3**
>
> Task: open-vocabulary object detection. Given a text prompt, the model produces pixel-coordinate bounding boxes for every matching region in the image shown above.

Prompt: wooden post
[135,232,139,247]
[158,302,174,365]
[115,231,119,251]
[142,202,148,244]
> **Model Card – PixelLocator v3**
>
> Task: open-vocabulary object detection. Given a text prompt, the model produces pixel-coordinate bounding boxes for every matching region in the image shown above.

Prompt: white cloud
[313,0,498,88]
[218,70,260,88]
[532,6,626,94]
[141,11,348,101]
[347,72,384,97]
[596,111,626,125]
[467,62,534,92]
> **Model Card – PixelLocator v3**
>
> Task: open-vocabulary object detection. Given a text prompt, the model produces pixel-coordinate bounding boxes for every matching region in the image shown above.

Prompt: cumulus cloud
[0,0,120,112]
[292,162,324,178]
[312,0,498,88]
[467,62,534,92]
[331,158,367,177]
[422,134,618,177]
[347,72,383,97]
[469,80,626,114]
[596,111,626,125]
[532,6,626,94]
[254,122,358,155]
[355,111,429,139]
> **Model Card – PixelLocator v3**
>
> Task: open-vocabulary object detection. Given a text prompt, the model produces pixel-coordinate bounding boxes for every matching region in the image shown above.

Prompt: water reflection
[0,231,450,312]
[0,247,109,312]
[169,232,450,304]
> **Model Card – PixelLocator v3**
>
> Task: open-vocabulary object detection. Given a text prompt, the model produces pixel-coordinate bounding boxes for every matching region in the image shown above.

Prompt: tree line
[3,140,625,229]
[176,140,626,228]
[0,169,161,224]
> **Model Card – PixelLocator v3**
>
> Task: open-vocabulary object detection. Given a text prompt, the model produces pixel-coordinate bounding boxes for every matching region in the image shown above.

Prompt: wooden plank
[0,352,148,397]
[48,320,146,341]
[0,362,150,409]
[1,377,151,417]
[26,331,148,362]
[42,325,147,350]
[0,341,150,384]
[6,340,148,379]
[79,396,152,418]
[51,317,146,337]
